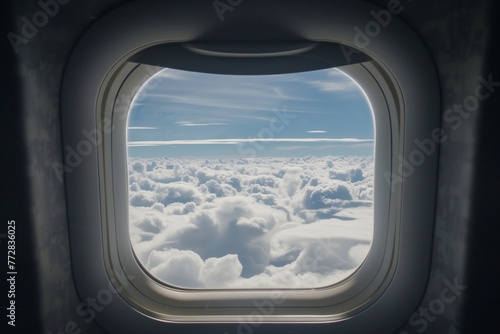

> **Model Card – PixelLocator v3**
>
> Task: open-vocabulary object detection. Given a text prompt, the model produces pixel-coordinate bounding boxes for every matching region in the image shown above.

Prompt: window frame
[61,0,440,332]
[101,61,396,320]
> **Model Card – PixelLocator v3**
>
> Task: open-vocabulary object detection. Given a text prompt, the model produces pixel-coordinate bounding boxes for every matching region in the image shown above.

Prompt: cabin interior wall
[364,0,500,332]
[2,1,133,332]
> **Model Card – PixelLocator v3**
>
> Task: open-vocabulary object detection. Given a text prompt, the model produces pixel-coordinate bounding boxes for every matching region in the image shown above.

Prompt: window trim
[100,61,397,322]
[61,0,439,332]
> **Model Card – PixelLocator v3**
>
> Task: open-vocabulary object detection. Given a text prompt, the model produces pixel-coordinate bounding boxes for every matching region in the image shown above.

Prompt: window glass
[127,68,374,289]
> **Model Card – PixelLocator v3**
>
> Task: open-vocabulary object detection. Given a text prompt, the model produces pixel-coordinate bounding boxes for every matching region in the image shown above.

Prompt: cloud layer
[129,156,373,289]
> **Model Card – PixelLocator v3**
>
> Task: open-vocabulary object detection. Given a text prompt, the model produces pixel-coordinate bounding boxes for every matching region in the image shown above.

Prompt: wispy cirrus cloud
[128,138,374,147]
[128,127,159,130]
[176,122,228,127]
[308,80,358,92]
[127,67,374,158]
[306,68,360,94]
[136,93,322,115]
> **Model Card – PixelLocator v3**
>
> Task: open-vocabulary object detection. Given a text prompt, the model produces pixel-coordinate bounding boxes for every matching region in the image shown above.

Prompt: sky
[126,66,375,289]
[126,67,374,158]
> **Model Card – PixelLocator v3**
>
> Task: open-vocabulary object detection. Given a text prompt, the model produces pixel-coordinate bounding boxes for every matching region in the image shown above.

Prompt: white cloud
[309,80,358,92]
[128,138,374,147]
[128,156,374,288]
[308,68,359,91]
[199,255,243,287]
[154,70,188,80]
[127,127,159,130]
[147,249,204,288]
[176,122,228,127]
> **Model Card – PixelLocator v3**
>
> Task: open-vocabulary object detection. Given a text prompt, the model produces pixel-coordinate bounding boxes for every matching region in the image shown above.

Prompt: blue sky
[127,67,374,158]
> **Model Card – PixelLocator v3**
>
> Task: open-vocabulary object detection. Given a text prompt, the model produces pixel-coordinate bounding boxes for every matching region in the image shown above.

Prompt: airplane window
[60,1,440,329]
[126,68,375,289]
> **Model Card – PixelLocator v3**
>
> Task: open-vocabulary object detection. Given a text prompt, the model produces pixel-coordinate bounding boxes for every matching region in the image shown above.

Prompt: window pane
[127,68,374,289]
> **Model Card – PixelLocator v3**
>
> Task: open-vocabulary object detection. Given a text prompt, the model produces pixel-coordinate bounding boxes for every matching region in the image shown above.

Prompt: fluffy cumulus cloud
[129,156,374,289]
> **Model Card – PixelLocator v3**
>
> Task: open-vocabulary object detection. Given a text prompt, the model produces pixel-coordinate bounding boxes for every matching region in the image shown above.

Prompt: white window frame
[61,0,440,332]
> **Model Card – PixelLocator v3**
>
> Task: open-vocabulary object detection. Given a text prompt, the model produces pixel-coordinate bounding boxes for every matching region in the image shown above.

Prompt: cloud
[130,191,157,207]
[176,122,228,127]
[307,68,360,94]
[128,155,374,288]
[156,182,204,206]
[309,80,358,92]
[329,168,365,183]
[153,69,190,81]
[128,138,374,147]
[204,179,237,197]
[127,127,159,130]
[135,215,166,234]
[198,254,243,287]
[307,130,327,133]
[131,161,146,173]
[146,249,204,288]
[302,184,353,210]
[146,249,245,288]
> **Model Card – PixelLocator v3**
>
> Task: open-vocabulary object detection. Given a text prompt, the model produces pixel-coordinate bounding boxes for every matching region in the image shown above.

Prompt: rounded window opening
[126,67,375,289]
